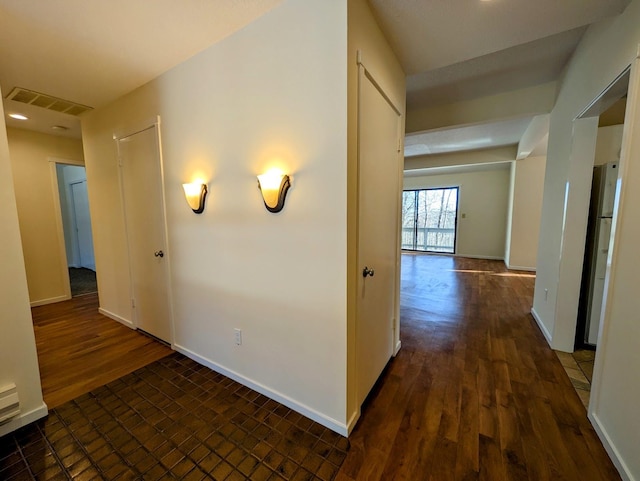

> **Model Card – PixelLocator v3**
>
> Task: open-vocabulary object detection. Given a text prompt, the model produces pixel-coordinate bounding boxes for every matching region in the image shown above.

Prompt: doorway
[53,161,97,297]
[569,67,629,409]
[574,69,629,351]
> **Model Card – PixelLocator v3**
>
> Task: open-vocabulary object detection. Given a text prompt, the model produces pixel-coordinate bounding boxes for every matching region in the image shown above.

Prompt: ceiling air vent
[5,87,92,116]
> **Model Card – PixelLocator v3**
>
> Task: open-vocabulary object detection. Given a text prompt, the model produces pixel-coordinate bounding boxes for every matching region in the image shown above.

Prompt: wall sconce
[182,183,208,214]
[257,171,290,213]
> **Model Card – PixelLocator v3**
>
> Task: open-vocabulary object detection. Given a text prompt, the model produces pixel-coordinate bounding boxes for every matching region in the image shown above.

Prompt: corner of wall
[347,0,406,422]
[0,90,47,435]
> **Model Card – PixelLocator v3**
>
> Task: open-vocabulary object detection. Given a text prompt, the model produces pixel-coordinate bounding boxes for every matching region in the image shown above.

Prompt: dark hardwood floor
[27,256,621,480]
[31,293,172,409]
[337,254,621,481]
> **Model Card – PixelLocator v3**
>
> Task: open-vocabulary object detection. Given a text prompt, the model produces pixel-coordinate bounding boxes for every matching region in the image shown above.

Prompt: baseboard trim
[0,402,48,437]
[401,251,503,261]
[456,254,503,260]
[346,409,360,436]
[30,295,70,307]
[173,344,349,436]
[394,340,402,356]
[98,308,135,329]
[505,263,536,272]
[589,412,633,481]
[530,307,552,346]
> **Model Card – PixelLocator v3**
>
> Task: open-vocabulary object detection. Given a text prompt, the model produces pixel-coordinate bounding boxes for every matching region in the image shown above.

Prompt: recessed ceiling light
[51,125,69,131]
[9,113,28,120]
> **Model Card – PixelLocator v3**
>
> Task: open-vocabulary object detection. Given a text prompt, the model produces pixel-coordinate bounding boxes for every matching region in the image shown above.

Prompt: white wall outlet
[234,328,242,345]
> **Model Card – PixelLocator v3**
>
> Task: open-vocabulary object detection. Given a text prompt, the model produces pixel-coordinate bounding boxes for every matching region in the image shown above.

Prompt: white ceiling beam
[517,114,550,160]
[406,82,557,133]
[404,145,517,171]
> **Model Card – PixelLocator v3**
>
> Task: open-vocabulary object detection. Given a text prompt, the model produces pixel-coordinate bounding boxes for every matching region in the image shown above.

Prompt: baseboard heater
[0,383,20,425]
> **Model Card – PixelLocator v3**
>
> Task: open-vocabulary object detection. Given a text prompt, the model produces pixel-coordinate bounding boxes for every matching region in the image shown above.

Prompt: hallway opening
[341,253,621,480]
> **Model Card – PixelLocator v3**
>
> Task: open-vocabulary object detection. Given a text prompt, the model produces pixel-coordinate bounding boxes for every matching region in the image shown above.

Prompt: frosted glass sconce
[257,171,290,213]
[182,183,207,214]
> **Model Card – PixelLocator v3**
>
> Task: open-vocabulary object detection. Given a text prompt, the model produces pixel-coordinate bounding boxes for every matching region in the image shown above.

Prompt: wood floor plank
[455,369,481,480]
[31,293,172,408]
[339,254,621,480]
[496,389,528,480]
[427,435,458,481]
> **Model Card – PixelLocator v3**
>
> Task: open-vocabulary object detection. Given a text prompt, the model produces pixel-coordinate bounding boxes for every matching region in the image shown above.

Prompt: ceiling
[405,27,586,111]
[367,0,630,162]
[0,0,282,138]
[0,0,632,146]
[368,0,630,77]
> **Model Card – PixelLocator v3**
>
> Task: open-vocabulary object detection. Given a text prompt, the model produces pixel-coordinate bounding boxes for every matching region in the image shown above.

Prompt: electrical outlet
[234,328,242,346]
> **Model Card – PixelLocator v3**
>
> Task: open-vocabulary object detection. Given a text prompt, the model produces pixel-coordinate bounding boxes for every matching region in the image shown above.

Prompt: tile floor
[555,349,596,408]
[0,353,349,480]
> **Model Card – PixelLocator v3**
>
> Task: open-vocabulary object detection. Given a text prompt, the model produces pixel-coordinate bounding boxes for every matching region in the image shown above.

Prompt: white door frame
[114,116,176,345]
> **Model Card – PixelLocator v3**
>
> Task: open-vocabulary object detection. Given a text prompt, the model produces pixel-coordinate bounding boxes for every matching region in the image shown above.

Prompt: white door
[117,125,173,343]
[357,68,402,406]
[70,180,96,271]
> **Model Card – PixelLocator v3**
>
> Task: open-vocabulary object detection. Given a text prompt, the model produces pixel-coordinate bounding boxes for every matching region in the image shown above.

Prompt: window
[402,187,458,253]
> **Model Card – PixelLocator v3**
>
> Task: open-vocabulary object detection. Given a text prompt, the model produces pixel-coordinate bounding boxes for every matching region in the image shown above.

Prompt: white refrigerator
[579,161,618,347]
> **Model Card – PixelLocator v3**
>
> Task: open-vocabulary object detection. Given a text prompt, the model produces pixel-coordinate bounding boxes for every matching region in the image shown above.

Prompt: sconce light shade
[257,172,290,213]
[182,183,207,214]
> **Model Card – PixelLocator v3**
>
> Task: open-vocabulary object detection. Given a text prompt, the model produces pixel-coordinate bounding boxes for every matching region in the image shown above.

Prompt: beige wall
[532,0,640,477]
[505,156,546,270]
[82,0,350,434]
[347,0,406,430]
[404,167,510,260]
[7,128,84,305]
[0,93,47,436]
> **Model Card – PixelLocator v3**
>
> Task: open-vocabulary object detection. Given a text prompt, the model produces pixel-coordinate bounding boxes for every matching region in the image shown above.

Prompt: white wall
[595,124,624,165]
[7,128,84,305]
[82,0,349,433]
[533,1,640,477]
[404,166,510,259]
[0,91,47,436]
[504,163,516,265]
[505,156,546,270]
[533,6,639,351]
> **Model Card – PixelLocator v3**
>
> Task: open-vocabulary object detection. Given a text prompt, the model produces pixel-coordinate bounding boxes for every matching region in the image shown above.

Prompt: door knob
[362,266,375,278]
[154,250,164,258]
